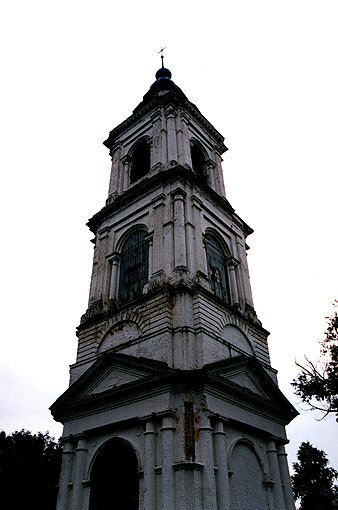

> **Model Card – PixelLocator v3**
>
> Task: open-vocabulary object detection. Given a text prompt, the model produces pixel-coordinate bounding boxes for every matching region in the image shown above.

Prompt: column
[161,121,168,165]
[213,149,226,196]
[172,189,187,268]
[180,112,192,168]
[213,421,230,510]
[277,444,296,510]
[267,439,286,510]
[199,414,217,510]
[108,144,122,196]
[184,195,195,275]
[151,111,162,167]
[166,107,178,163]
[71,437,88,510]
[161,415,176,510]
[191,196,206,276]
[145,234,154,276]
[56,440,74,510]
[143,421,157,509]
[121,155,131,191]
[108,253,120,300]
[206,160,216,190]
[97,228,110,302]
[226,257,240,308]
[150,195,165,274]
[94,229,109,302]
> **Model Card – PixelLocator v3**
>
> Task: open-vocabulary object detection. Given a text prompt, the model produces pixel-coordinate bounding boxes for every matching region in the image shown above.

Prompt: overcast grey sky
[1,0,337,472]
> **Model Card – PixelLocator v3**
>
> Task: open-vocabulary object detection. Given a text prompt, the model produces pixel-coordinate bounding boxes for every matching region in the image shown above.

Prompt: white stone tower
[51,64,297,510]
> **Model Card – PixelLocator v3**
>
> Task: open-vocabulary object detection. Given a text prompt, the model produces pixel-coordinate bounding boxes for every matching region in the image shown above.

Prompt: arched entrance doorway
[89,438,139,510]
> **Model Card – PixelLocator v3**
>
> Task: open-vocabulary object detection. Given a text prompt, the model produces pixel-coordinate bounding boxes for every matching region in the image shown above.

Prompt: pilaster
[161,415,176,510]
[213,421,230,510]
[277,444,296,510]
[56,440,74,510]
[199,413,217,510]
[108,144,122,196]
[143,420,157,509]
[108,252,120,300]
[71,437,88,510]
[166,106,178,163]
[267,439,286,509]
[226,256,240,308]
[171,187,187,269]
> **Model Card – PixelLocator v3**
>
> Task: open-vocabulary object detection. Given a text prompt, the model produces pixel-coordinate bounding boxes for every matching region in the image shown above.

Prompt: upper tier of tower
[102,67,229,205]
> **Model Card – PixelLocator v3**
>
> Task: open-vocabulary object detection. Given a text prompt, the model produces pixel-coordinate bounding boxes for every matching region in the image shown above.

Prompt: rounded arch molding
[216,313,255,355]
[227,437,268,479]
[189,137,211,160]
[88,437,140,510]
[87,436,140,478]
[203,227,231,256]
[96,308,147,355]
[128,135,151,158]
[220,324,254,356]
[114,223,149,253]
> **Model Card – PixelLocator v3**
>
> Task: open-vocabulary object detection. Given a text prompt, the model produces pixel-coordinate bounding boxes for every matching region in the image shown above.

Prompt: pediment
[51,353,169,419]
[215,366,270,399]
[207,356,282,402]
[79,365,147,398]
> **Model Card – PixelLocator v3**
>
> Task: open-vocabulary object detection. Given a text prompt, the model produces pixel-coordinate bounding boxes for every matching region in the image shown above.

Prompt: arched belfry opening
[130,140,151,183]
[89,439,139,510]
[191,142,207,185]
[118,229,149,304]
[205,232,230,304]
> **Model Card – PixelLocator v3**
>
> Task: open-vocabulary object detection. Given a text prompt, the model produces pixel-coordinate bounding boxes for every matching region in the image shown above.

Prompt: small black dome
[155,67,172,80]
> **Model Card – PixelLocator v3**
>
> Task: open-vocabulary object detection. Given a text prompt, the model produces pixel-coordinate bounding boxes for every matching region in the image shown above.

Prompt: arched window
[229,442,268,510]
[89,439,139,510]
[191,143,207,185]
[205,233,230,303]
[118,229,149,304]
[130,140,151,183]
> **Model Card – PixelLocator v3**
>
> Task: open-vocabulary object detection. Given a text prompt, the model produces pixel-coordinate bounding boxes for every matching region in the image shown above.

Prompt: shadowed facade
[51,65,297,510]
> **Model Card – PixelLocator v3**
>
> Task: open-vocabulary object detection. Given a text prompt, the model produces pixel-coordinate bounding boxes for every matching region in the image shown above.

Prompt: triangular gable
[50,353,169,420]
[80,364,150,398]
[206,355,297,416]
[218,369,270,399]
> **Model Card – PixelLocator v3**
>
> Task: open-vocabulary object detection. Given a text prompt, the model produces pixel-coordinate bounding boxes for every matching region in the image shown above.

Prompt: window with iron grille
[118,230,149,304]
[205,233,230,303]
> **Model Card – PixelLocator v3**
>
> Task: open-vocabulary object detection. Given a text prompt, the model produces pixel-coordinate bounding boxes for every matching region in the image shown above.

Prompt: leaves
[292,441,338,509]
[0,430,61,510]
[292,302,338,419]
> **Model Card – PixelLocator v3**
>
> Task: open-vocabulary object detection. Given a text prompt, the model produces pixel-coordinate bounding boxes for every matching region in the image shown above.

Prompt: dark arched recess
[130,141,150,183]
[89,439,139,510]
[191,143,207,185]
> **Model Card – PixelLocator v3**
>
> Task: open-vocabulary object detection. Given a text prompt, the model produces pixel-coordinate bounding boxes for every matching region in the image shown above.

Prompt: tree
[0,430,62,510]
[292,441,338,510]
[292,301,338,419]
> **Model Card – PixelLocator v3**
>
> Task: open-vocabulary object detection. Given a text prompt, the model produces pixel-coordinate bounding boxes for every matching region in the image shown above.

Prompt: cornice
[87,165,237,233]
[50,353,297,426]
[103,87,226,151]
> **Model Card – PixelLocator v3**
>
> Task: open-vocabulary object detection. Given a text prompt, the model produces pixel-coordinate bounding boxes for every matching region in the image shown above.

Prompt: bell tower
[51,64,297,510]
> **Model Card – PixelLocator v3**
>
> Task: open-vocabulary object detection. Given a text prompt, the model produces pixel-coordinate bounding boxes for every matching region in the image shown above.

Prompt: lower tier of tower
[51,353,296,510]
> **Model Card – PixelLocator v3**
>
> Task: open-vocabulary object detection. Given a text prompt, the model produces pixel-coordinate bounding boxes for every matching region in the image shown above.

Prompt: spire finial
[158,47,166,68]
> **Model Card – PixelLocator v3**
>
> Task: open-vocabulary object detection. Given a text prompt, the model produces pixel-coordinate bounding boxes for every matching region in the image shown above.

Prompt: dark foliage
[0,430,61,510]
[292,441,338,510]
[292,302,338,419]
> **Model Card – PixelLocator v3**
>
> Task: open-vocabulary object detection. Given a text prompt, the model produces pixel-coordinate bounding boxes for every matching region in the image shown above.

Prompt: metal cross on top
[158,47,166,68]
